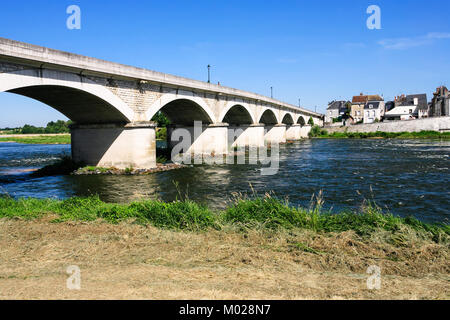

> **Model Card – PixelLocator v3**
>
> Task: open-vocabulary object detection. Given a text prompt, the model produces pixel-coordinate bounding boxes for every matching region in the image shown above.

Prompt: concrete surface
[324,117,450,133]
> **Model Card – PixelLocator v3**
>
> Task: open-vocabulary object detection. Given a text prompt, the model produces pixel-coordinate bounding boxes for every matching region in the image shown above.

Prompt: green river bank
[1,195,448,244]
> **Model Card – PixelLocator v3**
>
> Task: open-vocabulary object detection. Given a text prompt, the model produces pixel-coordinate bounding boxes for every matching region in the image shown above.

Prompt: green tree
[308,117,314,126]
[20,120,72,134]
[45,120,72,133]
[21,124,44,134]
[151,112,171,127]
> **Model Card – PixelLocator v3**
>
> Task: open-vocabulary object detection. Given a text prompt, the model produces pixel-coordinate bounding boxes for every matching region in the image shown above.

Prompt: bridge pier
[286,124,302,140]
[264,124,287,144]
[300,125,312,138]
[228,124,265,148]
[71,122,157,169]
[167,123,229,157]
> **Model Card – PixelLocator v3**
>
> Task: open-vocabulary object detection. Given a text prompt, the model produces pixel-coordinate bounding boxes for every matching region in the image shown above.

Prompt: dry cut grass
[0,217,448,300]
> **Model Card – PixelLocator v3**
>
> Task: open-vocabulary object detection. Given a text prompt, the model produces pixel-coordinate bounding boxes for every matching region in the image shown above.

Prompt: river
[0,139,448,224]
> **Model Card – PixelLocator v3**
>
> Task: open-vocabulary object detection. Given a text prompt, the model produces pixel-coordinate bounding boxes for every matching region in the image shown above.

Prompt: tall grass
[0,195,448,244]
[0,196,218,232]
[223,192,325,232]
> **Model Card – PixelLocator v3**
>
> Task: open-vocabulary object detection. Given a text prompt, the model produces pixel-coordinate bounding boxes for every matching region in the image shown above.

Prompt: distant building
[351,94,384,123]
[385,104,416,121]
[339,101,351,117]
[385,94,428,120]
[385,101,395,112]
[326,101,339,123]
[363,96,385,124]
[430,86,450,117]
[351,94,368,123]
[325,100,348,123]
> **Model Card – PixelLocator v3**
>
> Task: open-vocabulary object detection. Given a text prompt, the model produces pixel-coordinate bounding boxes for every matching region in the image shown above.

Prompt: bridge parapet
[0,37,323,123]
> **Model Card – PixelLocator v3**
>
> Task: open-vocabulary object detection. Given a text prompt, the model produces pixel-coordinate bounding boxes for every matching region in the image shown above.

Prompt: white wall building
[385,105,417,120]
[385,94,428,120]
[326,108,339,124]
[363,101,385,124]
[326,101,340,123]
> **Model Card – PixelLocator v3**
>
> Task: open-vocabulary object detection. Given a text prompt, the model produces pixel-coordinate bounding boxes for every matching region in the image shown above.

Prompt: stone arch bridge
[0,38,323,169]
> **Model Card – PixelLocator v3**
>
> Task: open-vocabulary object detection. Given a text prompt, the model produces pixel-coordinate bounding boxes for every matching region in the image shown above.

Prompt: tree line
[1,120,73,134]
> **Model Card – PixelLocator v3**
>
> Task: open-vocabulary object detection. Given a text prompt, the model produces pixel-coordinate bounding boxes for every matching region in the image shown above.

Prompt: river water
[0,139,448,223]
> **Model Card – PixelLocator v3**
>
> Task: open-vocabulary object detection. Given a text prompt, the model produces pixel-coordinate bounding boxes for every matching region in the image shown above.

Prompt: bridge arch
[281,113,294,125]
[219,102,256,125]
[146,93,216,125]
[0,69,135,124]
[258,108,279,125]
[296,115,307,126]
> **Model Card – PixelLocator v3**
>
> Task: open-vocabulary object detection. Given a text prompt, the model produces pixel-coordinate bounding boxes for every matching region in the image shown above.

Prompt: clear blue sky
[1,0,449,127]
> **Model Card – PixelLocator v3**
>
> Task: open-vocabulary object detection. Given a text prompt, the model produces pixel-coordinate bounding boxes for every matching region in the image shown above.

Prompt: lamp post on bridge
[207,65,211,83]
[270,87,273,99]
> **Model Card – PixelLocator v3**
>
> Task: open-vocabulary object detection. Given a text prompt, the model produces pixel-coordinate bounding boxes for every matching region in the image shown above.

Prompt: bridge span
[0,38,323,169]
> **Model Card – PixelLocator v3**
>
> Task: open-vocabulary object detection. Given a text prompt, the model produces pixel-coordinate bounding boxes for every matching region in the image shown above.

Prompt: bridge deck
[0,37,322,118]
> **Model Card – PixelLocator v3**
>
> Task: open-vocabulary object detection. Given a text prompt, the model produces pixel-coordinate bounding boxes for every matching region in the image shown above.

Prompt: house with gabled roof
[363,95,385,124]
[351,93,384,124]
[325,100,349,123]
[385,94,428,120]
[350,93,368,123]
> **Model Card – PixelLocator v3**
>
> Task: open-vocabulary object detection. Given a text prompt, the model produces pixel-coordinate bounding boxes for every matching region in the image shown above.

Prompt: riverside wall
[324,117,450,133]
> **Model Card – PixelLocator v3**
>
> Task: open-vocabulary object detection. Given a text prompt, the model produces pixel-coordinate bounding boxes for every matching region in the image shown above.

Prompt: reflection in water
[0,139,449,224]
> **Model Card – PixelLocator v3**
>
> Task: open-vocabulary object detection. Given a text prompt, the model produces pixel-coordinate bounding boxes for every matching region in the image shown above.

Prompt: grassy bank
[0,195,448,244]
[1,195,448,299]
[0,134,70,144]
[309,126,450,139]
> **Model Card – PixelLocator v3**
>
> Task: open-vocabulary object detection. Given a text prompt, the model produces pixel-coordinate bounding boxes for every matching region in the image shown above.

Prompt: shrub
[308,125,323,138]
[156,127,167,140]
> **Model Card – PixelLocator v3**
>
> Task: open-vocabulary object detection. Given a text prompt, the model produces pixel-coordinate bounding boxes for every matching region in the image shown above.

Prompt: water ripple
[0,139,449,223]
